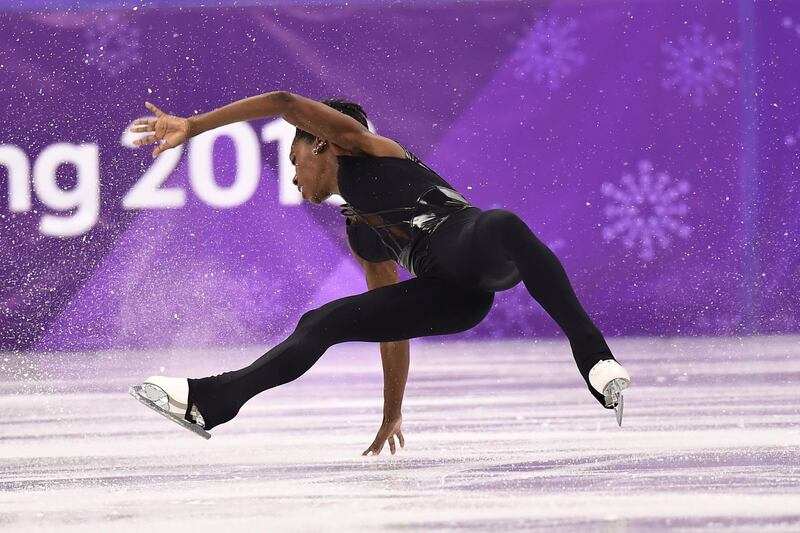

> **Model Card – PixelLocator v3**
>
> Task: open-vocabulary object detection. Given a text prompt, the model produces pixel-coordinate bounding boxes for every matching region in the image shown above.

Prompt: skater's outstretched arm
[364,261,409,417]
[130,91,382,159]
[349,244,408,455]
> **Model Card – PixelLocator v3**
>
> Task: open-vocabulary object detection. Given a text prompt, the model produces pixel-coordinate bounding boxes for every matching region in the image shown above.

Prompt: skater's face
[290,138,338,205]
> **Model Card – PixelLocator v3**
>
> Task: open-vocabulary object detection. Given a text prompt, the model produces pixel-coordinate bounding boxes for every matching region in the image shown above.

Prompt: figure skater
[127,92,631,452]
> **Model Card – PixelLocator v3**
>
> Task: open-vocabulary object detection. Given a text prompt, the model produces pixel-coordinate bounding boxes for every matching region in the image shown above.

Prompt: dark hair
[293,99,369,143]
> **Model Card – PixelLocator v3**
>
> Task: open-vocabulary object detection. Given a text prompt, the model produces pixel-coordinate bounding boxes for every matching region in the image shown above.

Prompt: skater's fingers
[362,439,381,456]
[134,134,158,146]
[397,430,405,448]
[130,124,154,133]
[388,435,396,455]
[130,118,156,131]
[145,101,165,117]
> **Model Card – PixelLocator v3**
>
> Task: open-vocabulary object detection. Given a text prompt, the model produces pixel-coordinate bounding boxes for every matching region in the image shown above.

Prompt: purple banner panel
[0,1,798,352]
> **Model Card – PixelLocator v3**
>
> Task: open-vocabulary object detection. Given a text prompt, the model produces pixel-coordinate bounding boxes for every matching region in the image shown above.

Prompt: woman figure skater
[127,92,631,452]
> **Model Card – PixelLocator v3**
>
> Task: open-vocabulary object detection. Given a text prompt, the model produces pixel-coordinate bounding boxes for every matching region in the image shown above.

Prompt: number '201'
[0,117,369,238]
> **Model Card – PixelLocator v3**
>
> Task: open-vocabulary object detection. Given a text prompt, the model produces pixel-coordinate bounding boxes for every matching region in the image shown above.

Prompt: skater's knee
[479,209,528,239]
[294,301,345,342]
[296,307,321,329]
[484,208,524,226]
[475,209,536,263]
[295,307,326,338]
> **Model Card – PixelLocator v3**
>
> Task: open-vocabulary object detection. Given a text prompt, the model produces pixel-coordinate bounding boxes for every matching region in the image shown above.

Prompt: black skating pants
[188,208,617,430]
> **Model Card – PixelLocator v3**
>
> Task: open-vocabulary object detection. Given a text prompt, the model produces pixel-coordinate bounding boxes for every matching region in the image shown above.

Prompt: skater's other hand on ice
[130,101,192,159]
[362,414,404,456]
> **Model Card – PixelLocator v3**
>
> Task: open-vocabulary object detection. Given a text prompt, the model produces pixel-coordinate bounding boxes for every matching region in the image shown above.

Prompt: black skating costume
[188,145,617,430]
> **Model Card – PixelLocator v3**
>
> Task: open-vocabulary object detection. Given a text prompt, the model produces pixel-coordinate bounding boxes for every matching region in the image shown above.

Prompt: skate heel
[588,360,631,427]
[129,376,211,439]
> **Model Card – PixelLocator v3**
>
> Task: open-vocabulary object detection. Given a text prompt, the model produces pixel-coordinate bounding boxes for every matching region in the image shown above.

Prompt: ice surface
[1,336,799,531]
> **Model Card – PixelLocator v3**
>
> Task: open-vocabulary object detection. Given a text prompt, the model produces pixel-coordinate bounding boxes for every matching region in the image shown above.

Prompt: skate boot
[129,375,211,439]
[588,359,630,427]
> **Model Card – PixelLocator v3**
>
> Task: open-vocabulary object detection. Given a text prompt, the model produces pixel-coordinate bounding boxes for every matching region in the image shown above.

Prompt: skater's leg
[446,208,620,406]
[189,277,493,430]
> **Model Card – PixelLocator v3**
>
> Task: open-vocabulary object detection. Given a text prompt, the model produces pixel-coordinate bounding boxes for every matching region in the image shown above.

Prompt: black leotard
[340,144,473,276]
[187,144,622,430]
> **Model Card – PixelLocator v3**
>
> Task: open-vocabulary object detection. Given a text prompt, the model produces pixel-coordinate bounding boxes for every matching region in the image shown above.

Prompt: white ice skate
[128,376,211,439]
[588,359,631,427]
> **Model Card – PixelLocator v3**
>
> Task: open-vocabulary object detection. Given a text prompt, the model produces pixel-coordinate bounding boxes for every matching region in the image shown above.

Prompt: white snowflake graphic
[84,12,142,77]
[509,17,585,91]
[600,160,692,262]
[661,24,739,106]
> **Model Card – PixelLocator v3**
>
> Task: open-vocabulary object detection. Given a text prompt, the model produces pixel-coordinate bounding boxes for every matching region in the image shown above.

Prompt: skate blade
[128,383,211,440]
[603,378,629,427]
[614,392,624,427]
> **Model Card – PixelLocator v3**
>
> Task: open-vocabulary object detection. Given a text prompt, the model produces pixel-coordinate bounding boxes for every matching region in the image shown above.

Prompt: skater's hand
[129,101,192,159]
[362,414,404,456]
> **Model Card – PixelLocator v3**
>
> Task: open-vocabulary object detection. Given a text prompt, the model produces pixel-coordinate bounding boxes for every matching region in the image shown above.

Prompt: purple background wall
[1,0,798,352]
